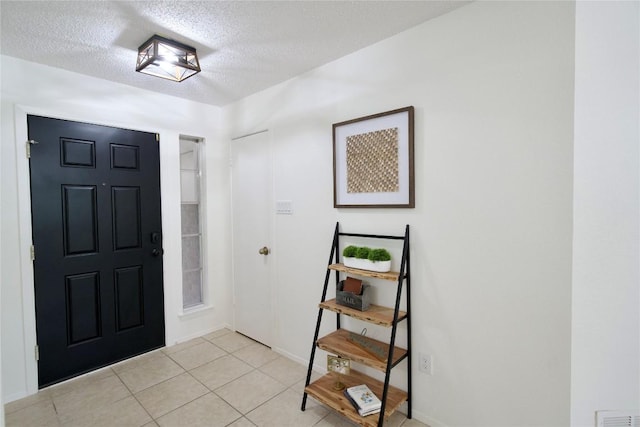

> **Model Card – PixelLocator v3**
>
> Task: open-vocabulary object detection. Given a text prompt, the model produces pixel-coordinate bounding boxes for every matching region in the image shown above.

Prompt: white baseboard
[272,347,327,375]
[166,323,232,347]
[272,347,308,366]
[410,408,448,427]
[4,390,28,405]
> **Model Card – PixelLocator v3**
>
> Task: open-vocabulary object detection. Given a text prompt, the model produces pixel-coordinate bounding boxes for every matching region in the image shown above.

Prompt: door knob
[152,248,163,257]
[258,246,270,255]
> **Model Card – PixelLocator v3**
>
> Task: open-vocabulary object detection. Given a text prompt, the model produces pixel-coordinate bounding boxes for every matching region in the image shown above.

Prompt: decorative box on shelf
[336,280,371,311]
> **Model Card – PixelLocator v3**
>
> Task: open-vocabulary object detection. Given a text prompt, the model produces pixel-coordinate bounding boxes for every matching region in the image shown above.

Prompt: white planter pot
[343,257,391,273]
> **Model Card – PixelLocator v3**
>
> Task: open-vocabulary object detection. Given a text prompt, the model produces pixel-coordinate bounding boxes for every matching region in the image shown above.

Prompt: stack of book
[344,384,382,417]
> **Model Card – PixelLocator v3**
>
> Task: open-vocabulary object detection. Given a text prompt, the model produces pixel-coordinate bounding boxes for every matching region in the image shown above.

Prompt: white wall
[571,2,640,426]
[223,2,575,426]
[3,2,637,425]
[0,56,233,402]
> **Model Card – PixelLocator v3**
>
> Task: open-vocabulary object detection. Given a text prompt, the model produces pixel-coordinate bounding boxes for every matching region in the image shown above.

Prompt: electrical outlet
[419,353,432,375]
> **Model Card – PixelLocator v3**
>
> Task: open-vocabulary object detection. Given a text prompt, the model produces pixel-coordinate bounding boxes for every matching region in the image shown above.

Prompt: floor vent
[596,411,640,427]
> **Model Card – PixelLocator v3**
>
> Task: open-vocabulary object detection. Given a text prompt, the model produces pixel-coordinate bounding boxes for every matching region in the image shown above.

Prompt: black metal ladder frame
[301,222,412,427]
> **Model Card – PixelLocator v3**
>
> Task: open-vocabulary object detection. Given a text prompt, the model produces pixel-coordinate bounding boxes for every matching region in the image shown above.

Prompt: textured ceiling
[0,1,468,106]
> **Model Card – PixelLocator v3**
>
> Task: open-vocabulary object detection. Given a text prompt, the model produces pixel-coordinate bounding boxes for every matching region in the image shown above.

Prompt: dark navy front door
[28,115,165,387]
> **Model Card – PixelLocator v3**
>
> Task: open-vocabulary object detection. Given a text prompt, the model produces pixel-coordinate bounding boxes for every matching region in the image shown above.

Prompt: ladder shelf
[301,222,412,427]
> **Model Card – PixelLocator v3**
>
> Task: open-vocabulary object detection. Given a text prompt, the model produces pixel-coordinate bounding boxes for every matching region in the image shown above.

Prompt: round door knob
[258,246,270,255]
[152,248,163,257]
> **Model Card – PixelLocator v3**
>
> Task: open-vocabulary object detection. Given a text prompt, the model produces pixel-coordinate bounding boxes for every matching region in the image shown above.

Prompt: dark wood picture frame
[332,106,415,208]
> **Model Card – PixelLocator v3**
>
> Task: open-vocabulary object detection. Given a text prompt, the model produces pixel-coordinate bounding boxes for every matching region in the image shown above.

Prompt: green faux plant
[355,247,371,259]
[342,245,358,258]
[368,248,391,262]
[343,245,392,262]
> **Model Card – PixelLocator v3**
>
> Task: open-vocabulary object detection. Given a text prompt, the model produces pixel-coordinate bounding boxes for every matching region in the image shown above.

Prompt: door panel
[112,186,141,250]
[114,266,144,331]
[232,131,272,347]
[28,115,165,387]
[62,185,98,255]
[65,272,101,345]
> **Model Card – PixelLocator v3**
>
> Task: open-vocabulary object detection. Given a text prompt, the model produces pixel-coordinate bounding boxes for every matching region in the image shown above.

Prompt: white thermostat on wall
[276,200,293,215]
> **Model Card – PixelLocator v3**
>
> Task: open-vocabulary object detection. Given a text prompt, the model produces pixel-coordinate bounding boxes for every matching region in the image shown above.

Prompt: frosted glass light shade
[136,35,200,82]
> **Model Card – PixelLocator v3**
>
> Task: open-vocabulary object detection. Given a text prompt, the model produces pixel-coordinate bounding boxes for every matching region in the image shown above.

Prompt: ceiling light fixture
[136,35,201,82]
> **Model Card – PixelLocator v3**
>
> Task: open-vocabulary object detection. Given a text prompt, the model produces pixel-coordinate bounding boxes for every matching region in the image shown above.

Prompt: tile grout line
[183,387,246,427]
[150,378,214,425]
[125,369,186,395]
[167,344,230,372]
[128,346,238,425]
[144,364,245,426]
[112,368,156,426]
[53,372,137,426]
[208,365,259,412]
[133,364,212,422]
[239,379,295,423]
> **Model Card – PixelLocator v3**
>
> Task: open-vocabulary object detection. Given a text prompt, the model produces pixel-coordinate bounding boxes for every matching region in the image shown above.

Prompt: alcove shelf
[301,223,412,427]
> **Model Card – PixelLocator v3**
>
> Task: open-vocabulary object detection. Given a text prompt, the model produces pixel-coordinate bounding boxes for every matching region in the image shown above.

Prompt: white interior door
[231,131,272,347]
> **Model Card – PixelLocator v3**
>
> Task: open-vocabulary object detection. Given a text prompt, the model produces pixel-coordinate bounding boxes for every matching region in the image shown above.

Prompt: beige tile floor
[4,329,428,427]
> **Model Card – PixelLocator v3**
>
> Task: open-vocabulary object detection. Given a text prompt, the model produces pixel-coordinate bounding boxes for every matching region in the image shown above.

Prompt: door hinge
[30,245,35,261]
[35,345,39,361]
[26,139,38,158]
[155,133,159,142]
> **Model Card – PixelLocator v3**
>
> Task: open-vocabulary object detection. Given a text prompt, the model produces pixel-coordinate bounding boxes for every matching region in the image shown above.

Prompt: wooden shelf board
[317,329,407,372]
[305,369,407,427]
[329,264,400,282]
[319,299,407,327]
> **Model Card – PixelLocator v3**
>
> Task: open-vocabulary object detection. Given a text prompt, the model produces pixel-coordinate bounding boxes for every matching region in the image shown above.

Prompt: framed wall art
[332,106,414,208]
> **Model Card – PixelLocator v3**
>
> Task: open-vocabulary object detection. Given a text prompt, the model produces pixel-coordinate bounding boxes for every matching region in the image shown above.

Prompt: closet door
[231,130,272,347]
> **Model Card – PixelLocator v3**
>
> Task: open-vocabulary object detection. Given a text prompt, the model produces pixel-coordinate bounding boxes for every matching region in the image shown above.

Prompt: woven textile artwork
[346,127,399,194]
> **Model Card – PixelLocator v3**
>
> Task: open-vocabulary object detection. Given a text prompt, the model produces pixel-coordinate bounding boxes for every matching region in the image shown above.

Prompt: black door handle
[152,248,163,257]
